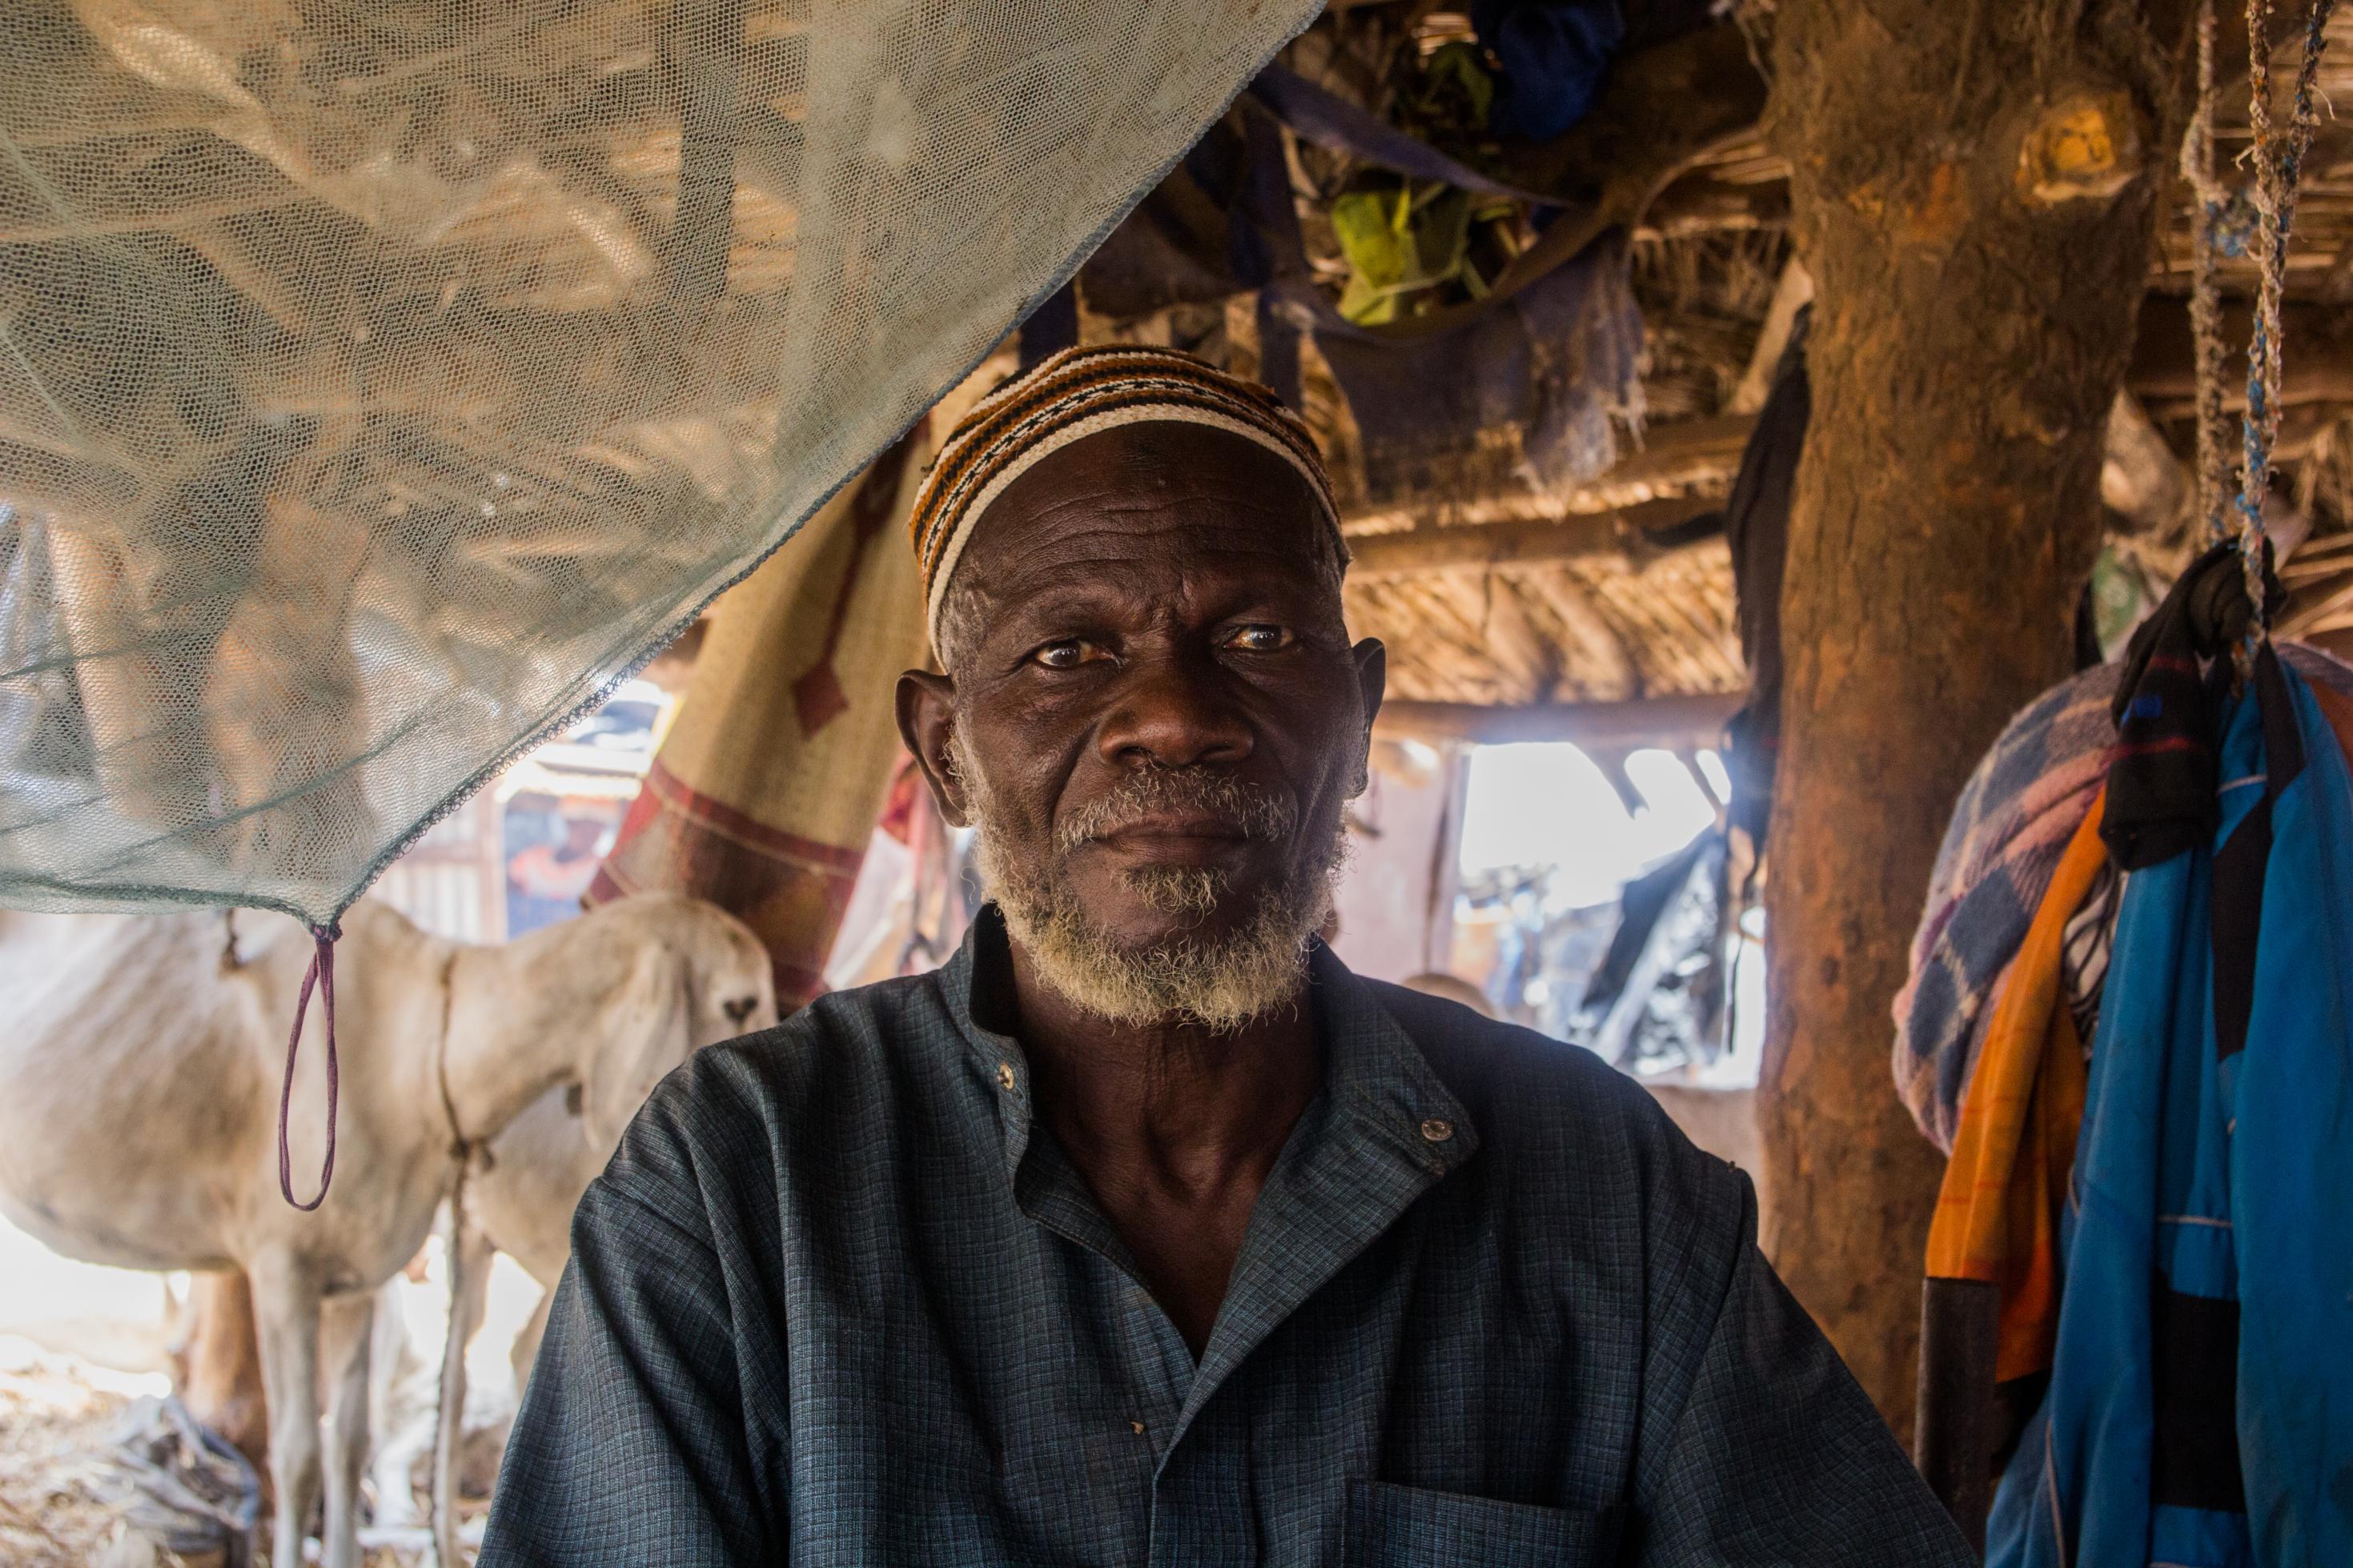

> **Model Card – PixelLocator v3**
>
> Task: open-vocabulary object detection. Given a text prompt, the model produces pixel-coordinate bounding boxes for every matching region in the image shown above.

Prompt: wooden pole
[1762,1,2194,1437]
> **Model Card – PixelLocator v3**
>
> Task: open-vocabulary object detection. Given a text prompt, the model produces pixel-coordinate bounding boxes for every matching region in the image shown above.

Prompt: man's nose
[1097,649,1253,769]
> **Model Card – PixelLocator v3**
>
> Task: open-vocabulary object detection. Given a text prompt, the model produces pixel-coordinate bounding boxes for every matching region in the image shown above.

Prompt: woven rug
[587,422,934,1009]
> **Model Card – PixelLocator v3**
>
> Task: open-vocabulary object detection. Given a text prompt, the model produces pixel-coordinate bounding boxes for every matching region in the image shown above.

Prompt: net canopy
[0,0,1315,924]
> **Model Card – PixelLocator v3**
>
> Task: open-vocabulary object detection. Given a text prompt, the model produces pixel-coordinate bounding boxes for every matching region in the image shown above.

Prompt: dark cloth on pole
[1721,304,1809,844]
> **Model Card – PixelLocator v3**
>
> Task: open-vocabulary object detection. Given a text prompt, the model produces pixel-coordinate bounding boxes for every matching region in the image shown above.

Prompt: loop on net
[277,921,343,1212]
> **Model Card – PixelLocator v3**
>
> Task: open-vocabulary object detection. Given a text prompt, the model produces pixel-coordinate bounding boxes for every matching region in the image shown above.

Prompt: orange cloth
[1925,787,2107,1384]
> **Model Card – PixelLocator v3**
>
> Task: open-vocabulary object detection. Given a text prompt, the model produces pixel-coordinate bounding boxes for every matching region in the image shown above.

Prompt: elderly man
[481,347,1970,1565]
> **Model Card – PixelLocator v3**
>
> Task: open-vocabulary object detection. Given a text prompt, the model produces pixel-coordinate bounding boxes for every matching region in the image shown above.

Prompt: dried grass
[0,1337,455,1568]
[1343,538,1745,708]
[1631,229,1791,421]
[0,1342,144,1567]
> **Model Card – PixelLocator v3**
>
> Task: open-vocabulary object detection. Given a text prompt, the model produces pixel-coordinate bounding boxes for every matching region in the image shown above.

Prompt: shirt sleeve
[1636,1179,1974,1567]
[476,1108,777,1564]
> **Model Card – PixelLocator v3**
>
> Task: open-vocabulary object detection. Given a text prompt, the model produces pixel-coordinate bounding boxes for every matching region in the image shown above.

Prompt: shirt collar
[939,905,1479,1188]
[942,906,1480,1445]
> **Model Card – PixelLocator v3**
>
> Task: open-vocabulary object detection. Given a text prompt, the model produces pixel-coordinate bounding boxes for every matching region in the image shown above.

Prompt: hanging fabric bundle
[1910,3,2353,1558]
[1986,641,2353,1566]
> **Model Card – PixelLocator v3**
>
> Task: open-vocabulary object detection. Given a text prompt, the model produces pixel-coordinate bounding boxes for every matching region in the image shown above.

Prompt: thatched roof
[625,10,2353,730]
[1251,10,2353,729]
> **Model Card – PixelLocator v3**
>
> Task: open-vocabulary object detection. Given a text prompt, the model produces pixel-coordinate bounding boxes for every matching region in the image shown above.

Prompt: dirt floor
[0,1337,135,1566]
[0,1335,495,1567]
[0,1212,537,1566]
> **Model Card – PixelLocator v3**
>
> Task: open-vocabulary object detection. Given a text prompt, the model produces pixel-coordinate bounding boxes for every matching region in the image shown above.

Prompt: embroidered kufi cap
[907,346,1343,644]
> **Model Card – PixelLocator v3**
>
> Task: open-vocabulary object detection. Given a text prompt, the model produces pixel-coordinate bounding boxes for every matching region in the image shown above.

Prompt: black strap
[2211,643,2304,1063]
[2150,1278,2247,1514]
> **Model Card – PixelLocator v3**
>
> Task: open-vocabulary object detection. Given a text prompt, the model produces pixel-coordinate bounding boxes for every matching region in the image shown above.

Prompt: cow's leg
[247,1253,321,1568]
[434,1216,496,1568]
[367,1277,427,1530]
[319,1291,375,1568]
[180,1269,271,1477]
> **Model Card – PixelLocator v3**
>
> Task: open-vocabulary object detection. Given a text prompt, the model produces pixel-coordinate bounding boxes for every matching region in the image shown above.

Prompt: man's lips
[1078,812,1262,864]
[1092,810,1253,844]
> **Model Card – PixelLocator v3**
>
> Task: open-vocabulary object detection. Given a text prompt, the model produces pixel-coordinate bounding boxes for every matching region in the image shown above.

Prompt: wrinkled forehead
[949,423,1342,624]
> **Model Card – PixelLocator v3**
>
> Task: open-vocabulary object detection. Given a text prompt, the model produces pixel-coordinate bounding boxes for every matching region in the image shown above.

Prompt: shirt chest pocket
[1347,1480,1624,1567]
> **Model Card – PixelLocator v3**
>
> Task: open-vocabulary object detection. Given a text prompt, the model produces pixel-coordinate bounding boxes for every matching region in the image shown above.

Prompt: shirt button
[1419,1117,1455,1144]
[997,1062,1017,1092]
[1131,1420,1146,1436]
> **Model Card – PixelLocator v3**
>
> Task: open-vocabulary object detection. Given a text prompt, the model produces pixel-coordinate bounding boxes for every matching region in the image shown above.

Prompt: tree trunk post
[1760,2,2194,1436]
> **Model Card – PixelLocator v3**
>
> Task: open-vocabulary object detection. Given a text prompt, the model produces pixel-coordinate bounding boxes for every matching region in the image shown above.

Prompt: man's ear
[1349,638,1386,797]
[1352,637,1387,732]
[895,668,970,828]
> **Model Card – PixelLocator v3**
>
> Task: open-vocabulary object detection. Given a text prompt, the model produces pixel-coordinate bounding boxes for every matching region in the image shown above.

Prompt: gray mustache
[1054,768,1297,852]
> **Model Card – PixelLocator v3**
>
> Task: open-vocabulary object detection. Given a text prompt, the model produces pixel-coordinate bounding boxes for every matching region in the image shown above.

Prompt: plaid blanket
[587,427,930,1010]
[1895,640,2353,1151]
[1893,667,2118,1151]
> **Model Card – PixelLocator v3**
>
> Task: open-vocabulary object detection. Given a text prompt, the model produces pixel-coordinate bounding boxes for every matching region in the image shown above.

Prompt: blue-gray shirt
[482,912,1969,1566]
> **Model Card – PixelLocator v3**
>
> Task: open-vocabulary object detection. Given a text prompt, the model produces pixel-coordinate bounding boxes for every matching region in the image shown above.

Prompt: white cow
[0,894,776,1568]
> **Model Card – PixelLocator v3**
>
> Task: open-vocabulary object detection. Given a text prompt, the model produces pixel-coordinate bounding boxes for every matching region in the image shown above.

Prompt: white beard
[950,740,1345,1032]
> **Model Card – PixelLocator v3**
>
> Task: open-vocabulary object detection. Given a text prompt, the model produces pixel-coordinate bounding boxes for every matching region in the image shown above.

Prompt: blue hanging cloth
[1988,646,2353,1567]
[1469,1,1626,142]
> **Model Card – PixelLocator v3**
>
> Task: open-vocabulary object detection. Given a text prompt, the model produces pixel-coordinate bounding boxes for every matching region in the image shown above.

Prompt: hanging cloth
[584,419,937,1013]
[1075,93,1645,499]
[1986,648,2353,1568]
[1468,0,1626,142]
[2218,660,2353,1565]
[1896,616,2351,1161]
[2102,541,2279,871]
[1915,790,2104,1538]
[1246,66,1576,209]
[1894,664,2118,1152]
[1718,304,1810,846]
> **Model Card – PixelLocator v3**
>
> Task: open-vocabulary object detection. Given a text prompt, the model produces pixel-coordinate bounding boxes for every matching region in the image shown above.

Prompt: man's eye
[1223,624,1295,653]
[1029,639,1108,669]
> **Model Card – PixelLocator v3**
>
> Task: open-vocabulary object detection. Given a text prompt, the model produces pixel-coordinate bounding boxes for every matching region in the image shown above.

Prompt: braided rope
[2183,0,2234,539]
[2237,0,2338,646]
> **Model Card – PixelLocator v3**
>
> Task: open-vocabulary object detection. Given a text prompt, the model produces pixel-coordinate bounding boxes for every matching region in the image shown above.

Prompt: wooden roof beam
[1345,494,1721,579]
[1375,692,1744,749]
[1343,414,1757,535]
[2130,294,2353,407]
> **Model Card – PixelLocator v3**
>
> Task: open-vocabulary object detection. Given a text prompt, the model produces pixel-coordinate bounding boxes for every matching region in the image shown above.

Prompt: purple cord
[277,923,342,1211]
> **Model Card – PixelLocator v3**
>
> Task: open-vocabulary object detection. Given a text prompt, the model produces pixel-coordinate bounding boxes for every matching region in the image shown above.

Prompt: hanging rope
[2183,0,2235,539]
[275,921,343,1210]
[2235,0,2338,648]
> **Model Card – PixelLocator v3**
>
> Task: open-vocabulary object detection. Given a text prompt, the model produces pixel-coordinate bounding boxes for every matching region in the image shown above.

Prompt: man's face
[898,423,1383,1025]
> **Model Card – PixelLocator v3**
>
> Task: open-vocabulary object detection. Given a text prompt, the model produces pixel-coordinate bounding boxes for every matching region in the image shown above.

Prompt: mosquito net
[0,0,1316,924]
